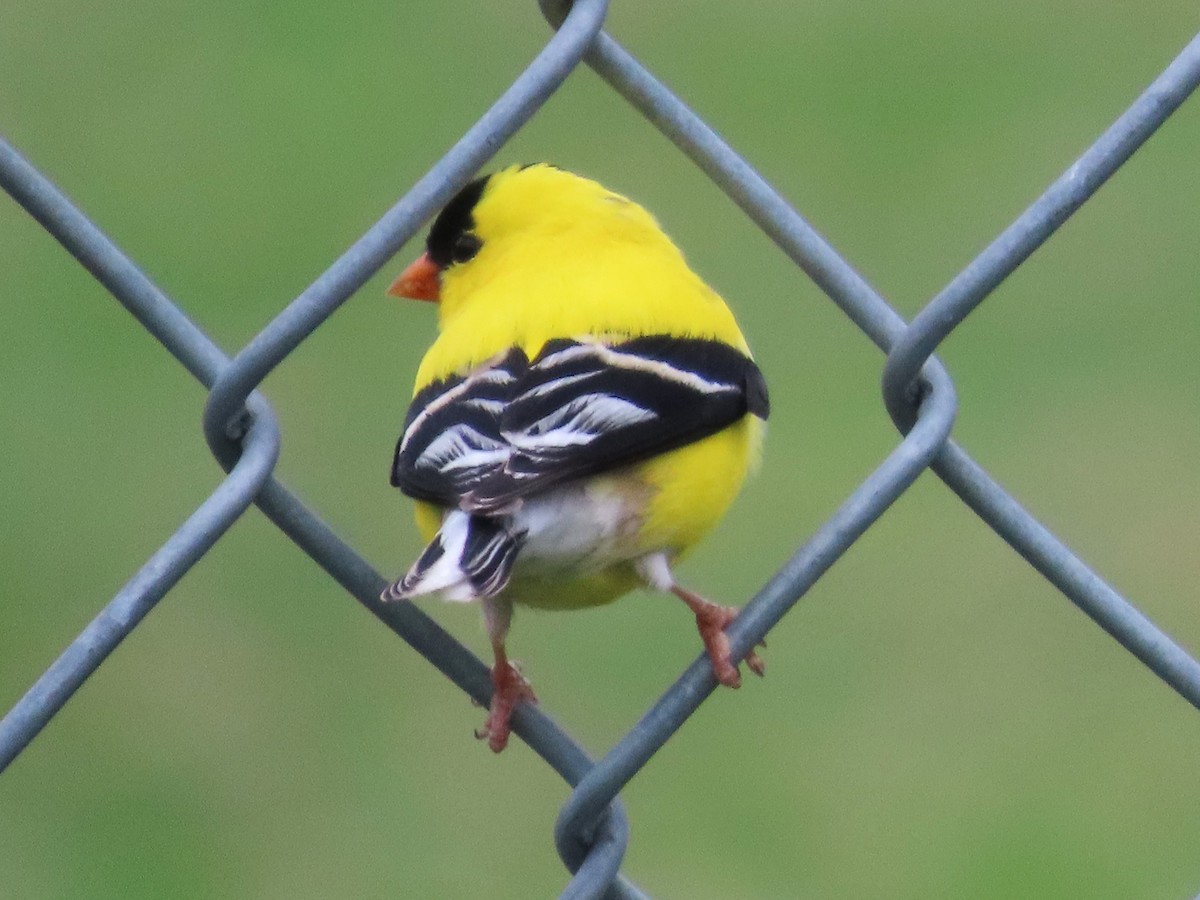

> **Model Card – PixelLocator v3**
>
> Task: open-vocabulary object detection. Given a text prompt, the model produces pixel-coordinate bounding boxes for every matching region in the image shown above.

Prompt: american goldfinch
[382,164,768,752]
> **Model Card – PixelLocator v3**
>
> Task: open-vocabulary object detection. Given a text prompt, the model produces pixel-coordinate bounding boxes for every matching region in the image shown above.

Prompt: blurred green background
[3,1,1199,897]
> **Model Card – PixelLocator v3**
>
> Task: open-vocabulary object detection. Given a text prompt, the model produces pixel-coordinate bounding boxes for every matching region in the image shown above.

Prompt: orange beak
[387,252,441,302]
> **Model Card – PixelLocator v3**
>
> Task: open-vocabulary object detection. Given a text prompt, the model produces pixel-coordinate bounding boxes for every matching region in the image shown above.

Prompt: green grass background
[2,1,1199,897]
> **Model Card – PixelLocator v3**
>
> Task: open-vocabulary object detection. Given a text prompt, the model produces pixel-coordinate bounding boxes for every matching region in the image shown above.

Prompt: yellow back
[415,164,750,387]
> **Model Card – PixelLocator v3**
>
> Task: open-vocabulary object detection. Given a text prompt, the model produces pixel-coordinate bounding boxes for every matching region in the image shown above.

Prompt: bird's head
[388,164,674,321]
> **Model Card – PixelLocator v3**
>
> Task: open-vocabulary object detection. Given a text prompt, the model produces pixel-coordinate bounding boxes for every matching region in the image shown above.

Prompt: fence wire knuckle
[3,3,1199,896]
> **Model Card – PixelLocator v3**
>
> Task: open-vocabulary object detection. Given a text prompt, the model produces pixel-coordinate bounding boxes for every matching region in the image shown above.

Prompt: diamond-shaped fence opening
[3,2,1199,896]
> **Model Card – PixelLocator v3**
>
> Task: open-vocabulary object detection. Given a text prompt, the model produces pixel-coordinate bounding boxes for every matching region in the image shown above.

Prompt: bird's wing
[392,336,769,512]
[390,348,526,506]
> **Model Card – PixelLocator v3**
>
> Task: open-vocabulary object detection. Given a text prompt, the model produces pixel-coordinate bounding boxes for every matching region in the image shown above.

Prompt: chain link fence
[3,1,1199,896]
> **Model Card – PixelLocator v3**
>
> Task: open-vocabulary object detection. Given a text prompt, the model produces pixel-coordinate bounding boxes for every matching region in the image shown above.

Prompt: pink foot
[475,660,537,753]
[676,588,766,688]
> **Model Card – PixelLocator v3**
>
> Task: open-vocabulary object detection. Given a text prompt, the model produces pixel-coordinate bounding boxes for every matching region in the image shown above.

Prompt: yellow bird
[383,164,768,752]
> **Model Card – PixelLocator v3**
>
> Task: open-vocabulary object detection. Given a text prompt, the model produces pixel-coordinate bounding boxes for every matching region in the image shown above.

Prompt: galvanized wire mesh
[3,1,1200,896]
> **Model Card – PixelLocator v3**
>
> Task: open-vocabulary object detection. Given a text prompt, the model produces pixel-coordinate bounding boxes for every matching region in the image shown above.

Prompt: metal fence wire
[3,1,1200,896]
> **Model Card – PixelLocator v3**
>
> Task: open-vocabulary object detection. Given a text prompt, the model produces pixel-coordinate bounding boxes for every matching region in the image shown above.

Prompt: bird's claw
[692,602,767,688]
[475,660,538,753]
[745,644,767,678]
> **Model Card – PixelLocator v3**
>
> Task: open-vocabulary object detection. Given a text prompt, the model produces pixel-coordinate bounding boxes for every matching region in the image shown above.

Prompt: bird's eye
[451,233,482,264]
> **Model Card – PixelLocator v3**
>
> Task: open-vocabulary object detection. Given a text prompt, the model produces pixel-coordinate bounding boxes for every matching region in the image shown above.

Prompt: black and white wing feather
[391,336,769,513]
[391,349,525,505]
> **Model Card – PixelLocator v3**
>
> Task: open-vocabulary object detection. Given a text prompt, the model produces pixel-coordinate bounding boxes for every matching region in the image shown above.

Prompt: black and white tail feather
[382,511,525,603]
[383,334,768,603]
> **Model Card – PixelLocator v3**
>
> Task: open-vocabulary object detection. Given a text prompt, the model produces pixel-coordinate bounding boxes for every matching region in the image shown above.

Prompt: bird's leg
[637,552,765,688]
[475,596,537,753]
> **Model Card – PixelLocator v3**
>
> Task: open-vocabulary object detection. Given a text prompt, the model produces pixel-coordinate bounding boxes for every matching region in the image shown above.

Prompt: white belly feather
[510,477,648,574]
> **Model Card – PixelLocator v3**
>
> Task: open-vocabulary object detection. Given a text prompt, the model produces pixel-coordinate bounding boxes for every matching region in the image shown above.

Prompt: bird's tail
[382,510,524,603]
